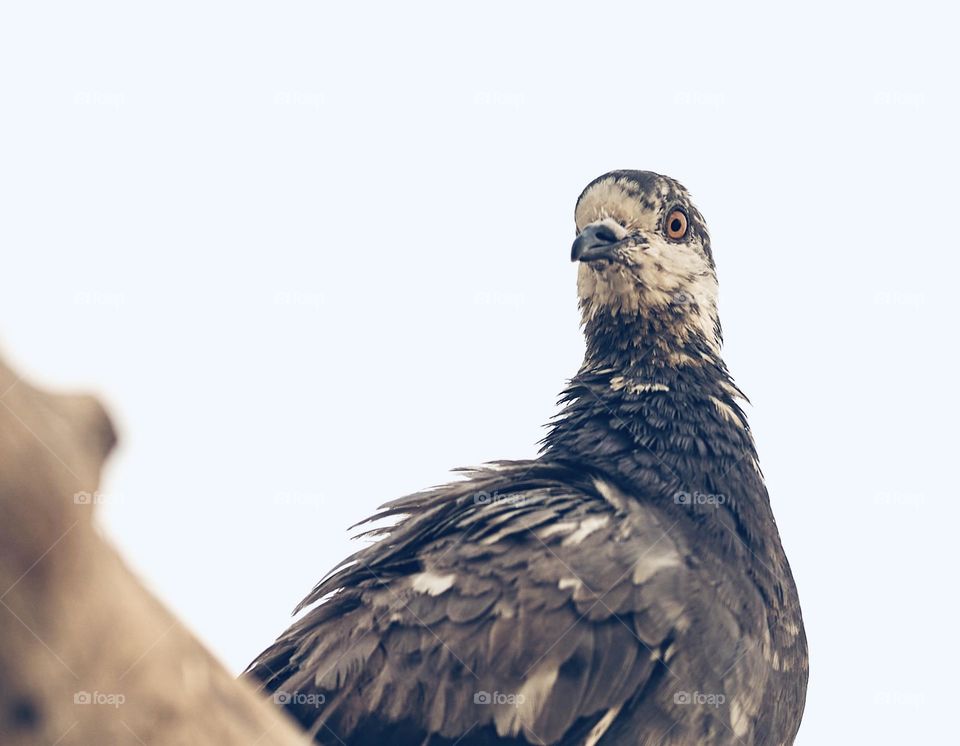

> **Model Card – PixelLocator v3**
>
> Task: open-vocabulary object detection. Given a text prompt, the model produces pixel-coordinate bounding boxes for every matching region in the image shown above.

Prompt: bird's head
[573,170,720,351]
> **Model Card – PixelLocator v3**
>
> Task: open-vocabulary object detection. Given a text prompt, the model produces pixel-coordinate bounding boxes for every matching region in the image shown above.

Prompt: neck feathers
[540,311,791,607]
[542,309,756,492]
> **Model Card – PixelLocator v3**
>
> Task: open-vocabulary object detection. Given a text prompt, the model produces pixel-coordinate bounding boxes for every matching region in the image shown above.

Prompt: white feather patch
[610,376,670,395]
[710,396,744,427]
[561,515,609,546]
[730,698,750,738]
[494,664,559,738]
[584,704,622,746]
[592,478,629,512]
[631,548,682,584]
[409,571,455,596]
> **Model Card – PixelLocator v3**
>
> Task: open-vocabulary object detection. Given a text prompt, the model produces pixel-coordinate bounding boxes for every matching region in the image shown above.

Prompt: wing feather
[245,461,770,745]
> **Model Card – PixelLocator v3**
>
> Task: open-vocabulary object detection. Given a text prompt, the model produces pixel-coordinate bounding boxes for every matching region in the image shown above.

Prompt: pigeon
[245,170,808,745]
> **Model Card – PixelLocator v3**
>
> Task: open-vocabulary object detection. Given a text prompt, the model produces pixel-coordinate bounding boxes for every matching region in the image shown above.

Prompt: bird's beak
[571,221,626,264]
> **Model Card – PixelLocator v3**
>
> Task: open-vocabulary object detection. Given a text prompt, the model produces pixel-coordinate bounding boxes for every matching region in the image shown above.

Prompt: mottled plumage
[246,170,808,745]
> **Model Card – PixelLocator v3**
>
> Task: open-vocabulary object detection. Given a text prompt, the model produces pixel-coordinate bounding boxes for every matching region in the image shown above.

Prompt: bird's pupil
[671,219,682,233]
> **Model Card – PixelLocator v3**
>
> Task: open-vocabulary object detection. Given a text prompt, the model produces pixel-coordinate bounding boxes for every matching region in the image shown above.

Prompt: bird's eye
[666,209,688,240]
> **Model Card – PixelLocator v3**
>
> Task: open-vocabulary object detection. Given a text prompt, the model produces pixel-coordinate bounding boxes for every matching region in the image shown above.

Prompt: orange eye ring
[666,209,688,240]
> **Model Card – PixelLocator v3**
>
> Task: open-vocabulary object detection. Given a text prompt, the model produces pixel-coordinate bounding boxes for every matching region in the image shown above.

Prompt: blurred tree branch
[0,355,309,745]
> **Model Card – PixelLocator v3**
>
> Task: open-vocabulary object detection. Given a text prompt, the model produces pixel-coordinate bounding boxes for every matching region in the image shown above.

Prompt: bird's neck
[542,311,791,603]
[543,311,752,479]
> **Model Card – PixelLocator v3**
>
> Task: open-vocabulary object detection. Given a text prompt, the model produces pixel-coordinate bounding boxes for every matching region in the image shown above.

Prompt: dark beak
[571,223,623,263]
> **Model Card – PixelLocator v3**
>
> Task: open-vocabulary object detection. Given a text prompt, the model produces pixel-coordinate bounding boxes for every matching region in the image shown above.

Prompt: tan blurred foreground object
[0,355,309,745]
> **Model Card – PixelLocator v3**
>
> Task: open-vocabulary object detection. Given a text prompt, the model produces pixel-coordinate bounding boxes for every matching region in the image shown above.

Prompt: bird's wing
[246,462,770,745]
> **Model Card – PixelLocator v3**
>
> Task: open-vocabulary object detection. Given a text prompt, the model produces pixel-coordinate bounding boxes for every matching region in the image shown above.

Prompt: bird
[245,170,808,745]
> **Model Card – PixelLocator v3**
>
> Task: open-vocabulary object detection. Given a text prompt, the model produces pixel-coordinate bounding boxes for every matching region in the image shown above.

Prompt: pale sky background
[1,2,957,743]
